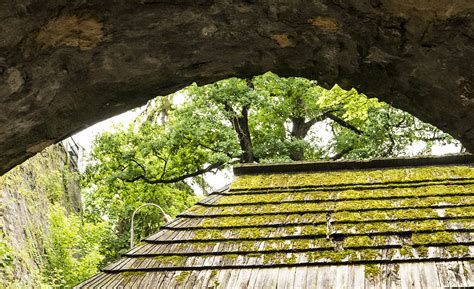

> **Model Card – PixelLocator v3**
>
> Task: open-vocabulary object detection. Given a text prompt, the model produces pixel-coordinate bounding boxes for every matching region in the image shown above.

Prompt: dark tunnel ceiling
[0,0,473,174]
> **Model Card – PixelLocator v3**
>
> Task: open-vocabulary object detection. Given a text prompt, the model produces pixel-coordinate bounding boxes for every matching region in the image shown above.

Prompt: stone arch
[1,0,473,174]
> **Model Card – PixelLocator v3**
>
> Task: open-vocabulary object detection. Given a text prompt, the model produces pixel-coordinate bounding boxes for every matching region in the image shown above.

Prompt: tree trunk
[289,117,310,161]
[230,106,255,163]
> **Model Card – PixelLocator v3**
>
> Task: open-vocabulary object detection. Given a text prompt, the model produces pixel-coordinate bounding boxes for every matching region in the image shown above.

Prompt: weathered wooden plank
[253,268,278,289]
[143,271,163,288]
[351,265,365,289]
[200,194,224,205]
[92,273,118,288]
[165,271,181,288]
[398,262,442,289]
[157,272,175,287]
[246,268,261,289]
[165,218,189,229]
[371,263,400,289]
[138,257,157,272]
[463,261,474,285]
[315,266,334,288]
[164,217,186,228]
[274,267,290,289]
[182,255,196,267]
[187,270,207,289]
[153,244,168,254]
[213,269,231,288]
[292,266,307,289]
[145,229,168,241]
[232,268,253,289]
[74,272,108,288]
[183,270,200,289]
[305,266,318,288]
[106,274,125,288]
[333,264,350,289]
[437,260,474,288]
[224,268,242,288]
[103,258,129,271]
[128,272,149,289]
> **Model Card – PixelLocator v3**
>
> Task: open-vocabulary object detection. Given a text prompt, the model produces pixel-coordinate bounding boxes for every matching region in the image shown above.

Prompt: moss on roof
[215,184,474,205]
[186,194,474,216]
[80,159,474,288]
[231,165,474,190]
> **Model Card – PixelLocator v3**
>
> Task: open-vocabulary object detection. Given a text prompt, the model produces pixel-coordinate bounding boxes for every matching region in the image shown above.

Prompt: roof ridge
[234,154,474,175]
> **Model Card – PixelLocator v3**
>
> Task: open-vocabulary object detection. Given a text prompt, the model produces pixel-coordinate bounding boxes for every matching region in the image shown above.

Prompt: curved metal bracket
[130,203,172,249]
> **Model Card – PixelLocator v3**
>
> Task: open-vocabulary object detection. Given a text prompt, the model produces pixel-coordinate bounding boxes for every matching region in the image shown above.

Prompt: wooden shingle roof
[76,155,474,288]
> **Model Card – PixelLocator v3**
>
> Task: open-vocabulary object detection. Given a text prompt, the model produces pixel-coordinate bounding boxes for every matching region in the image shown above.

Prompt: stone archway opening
[1,0,473,174]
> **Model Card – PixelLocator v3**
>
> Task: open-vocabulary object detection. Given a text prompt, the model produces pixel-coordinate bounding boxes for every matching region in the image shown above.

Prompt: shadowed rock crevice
[0,0,473,174]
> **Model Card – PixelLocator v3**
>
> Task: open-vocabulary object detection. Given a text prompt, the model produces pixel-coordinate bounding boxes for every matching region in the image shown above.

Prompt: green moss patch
[153,255,186,266]
[218,184,474,205]
[412,232,455,245]
[175,271,191,282]
[333,208,443,222]
[231,166,474,190]
[188,195,474,216]
[133,242,472,270]
[446,245,469,257]
[334,218,474,234]
[120,271,146,277]
[365,264,381,279]
[198,213,326,228]
[191,224,327,240]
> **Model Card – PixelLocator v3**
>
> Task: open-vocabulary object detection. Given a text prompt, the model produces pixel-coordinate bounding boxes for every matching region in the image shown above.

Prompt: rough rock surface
[0,143,81,286]
[0,0,473,174]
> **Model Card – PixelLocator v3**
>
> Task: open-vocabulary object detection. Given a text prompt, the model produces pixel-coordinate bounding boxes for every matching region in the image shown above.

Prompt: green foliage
[0,231,16,288]
[0,231,13,270]
[42,204,107,287]
[82,118,199,263]
[0,145,108,287]
[184,72,457,162]
[39,170,64,204]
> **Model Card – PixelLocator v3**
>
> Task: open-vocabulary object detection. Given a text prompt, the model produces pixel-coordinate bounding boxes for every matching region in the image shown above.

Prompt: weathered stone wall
[0,143,81,287]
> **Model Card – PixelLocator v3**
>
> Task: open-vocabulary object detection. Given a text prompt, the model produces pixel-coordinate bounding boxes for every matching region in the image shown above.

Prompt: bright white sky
[73,109,142,153]
[72,98,462,194]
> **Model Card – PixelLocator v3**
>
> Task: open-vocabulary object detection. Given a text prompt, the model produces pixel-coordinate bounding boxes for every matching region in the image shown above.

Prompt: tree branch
[120,162,225,184]
[330,147,353,160]
[130,158,147,175]
[324,112,364,135]
[181,135,237,159]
